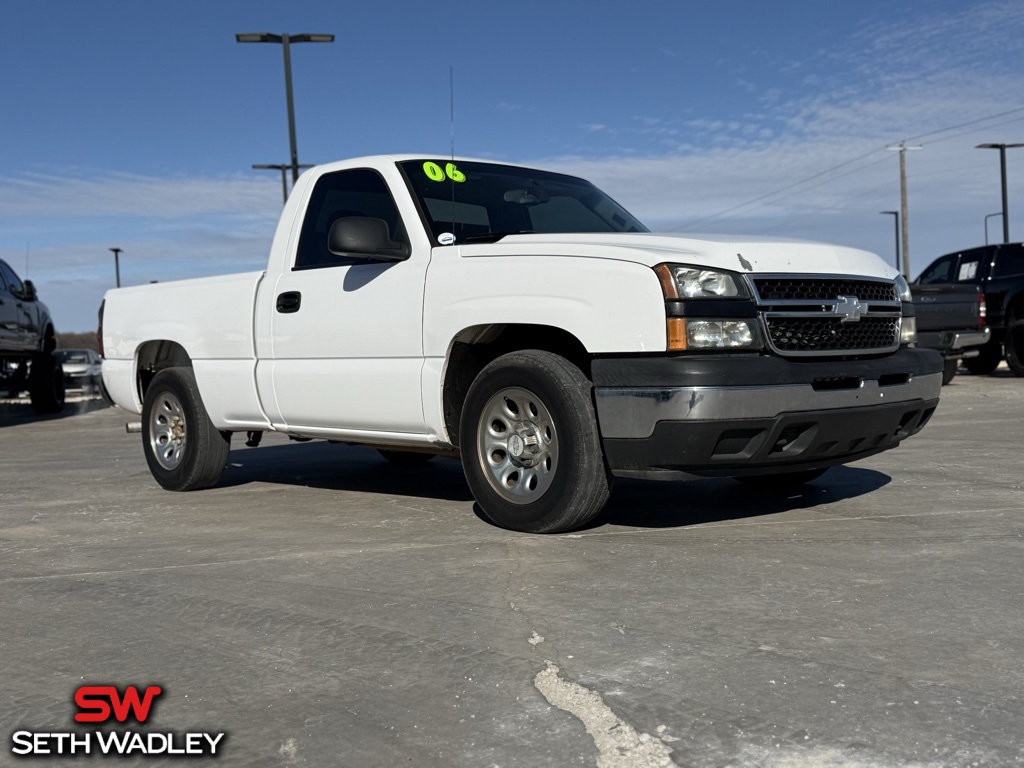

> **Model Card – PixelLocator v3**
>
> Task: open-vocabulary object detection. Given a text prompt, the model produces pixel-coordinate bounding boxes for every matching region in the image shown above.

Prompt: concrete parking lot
[1,371,1022,767]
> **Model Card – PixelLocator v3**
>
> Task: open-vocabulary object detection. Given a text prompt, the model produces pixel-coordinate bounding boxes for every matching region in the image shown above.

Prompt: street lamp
[236,33,334,190]
[879,211,899,270]
[109,247,122,288]
[976,143,1024,243]
[984,212,1003,245]
[253,163,313,204]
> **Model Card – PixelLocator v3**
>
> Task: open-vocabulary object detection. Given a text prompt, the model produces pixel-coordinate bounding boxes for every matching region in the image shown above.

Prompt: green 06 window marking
[422,161,466,182]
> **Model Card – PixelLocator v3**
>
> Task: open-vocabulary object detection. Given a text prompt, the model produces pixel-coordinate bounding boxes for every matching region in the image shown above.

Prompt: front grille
[766,316,899,354]
[753,278,898,303]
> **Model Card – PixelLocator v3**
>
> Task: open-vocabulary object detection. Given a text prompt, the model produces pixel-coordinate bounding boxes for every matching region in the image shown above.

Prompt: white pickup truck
[100,155,942,532]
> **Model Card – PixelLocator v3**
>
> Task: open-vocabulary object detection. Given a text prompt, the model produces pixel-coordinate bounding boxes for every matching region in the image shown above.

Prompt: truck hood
[457,232,897,279]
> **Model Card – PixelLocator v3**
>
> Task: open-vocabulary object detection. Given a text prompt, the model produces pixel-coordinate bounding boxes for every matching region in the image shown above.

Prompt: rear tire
[941,358,958,385]
[734,468,827,490]
[142,367,230,491]
[962,339,1002,375]
[459,350,611,533]
[1004,321,1024,376]
[28,353,65,414]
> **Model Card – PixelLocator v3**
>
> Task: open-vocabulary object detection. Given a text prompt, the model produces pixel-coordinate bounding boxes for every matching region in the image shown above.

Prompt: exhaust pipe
[125,421,142,434]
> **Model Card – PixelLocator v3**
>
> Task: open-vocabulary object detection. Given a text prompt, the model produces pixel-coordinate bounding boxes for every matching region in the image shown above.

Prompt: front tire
[459,350,611,533]
[142,367,230,491]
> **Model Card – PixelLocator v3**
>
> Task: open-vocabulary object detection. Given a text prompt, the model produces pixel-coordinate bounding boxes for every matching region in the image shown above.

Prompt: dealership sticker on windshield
[437,232,456,245]
[423,161,466,182]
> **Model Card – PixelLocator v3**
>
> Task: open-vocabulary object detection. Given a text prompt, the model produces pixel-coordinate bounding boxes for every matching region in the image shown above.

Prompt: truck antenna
[449,65,456,161]
[450,65,457,232]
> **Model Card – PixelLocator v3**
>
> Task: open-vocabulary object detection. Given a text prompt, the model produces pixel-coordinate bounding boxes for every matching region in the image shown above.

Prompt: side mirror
[21,280,38,302]
[328,217,409,262]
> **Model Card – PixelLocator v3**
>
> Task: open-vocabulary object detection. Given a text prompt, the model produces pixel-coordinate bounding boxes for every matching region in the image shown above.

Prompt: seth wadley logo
[10,685,226,758]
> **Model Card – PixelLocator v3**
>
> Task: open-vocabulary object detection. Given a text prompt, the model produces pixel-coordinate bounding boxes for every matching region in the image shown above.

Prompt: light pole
[984,212,1003,245]
[236,33,334,190]
[109,247,122,288]
[879,211,899,270]
[976,143,1024,243]
[253,163,313,204]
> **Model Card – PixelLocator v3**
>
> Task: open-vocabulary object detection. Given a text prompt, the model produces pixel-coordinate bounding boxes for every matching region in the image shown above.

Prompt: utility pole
[886,142,922,277]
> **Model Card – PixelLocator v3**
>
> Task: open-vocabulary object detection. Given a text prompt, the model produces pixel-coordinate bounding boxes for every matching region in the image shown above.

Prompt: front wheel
[142,367,230,491]
[459,350,611,533]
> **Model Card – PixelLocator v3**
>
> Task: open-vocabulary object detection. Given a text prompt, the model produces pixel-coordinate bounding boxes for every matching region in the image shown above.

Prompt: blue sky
[3,0,1024,330]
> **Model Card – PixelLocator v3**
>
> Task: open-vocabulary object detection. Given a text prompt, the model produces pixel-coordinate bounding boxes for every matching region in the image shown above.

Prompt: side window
[916,254,958,285]
[295,169,407,270]
[0,261,22,295]
[993,244,1024,278]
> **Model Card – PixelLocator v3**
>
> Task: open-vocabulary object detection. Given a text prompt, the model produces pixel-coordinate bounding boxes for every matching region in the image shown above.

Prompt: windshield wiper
[461,230,536,244]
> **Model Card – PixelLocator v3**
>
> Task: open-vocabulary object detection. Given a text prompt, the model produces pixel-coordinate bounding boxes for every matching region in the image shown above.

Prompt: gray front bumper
[595,372,943,439]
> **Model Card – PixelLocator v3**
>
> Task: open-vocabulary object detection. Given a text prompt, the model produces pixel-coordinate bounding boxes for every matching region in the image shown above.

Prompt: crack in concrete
[534,662,679,768]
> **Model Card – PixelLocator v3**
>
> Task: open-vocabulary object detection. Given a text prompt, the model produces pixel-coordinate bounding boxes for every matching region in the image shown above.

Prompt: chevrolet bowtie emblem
[833,295,866,323]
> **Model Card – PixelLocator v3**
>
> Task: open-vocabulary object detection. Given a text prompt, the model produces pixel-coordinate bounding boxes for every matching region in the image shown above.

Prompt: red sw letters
[74,685,163,724]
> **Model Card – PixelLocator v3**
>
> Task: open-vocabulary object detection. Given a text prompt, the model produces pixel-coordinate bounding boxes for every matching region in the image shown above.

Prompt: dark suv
[0,259,64,412]
[914,243,1024,376]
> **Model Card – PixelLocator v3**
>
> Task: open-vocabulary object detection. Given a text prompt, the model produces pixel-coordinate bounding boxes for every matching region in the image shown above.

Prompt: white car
[55,349,103,394]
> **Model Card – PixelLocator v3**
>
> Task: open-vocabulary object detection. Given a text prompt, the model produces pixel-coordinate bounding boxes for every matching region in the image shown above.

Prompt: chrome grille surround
[748,274,902,357]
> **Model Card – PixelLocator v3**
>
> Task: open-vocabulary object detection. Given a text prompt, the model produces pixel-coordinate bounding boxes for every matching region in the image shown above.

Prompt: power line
[668,146,884,231]
[667,105,1024,232]
[905,105,1024,143]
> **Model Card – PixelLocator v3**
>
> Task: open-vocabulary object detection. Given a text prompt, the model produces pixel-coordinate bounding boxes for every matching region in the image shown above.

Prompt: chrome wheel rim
[149,390,187,471]
[476,386,558,505]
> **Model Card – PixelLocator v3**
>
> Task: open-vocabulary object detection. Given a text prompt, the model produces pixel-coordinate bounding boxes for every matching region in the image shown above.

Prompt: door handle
[276,291,302,313]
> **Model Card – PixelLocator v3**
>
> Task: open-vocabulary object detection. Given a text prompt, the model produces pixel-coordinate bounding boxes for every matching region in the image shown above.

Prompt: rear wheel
[1004,321,1024,376]
[962,338,1002,375]
[733,468,827,490]
[142,367,230,491]
[28,352,65,414]
[941,358,958,385]
[459,350,611,533]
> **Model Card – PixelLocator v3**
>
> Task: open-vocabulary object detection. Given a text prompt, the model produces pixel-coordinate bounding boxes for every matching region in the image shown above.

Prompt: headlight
[666,318,760,350]
[895,274,913,302]
[655,264,749,299]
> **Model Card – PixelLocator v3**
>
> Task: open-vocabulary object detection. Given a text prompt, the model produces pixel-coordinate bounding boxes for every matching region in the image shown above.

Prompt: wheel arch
[440,323,591,448]
[136,340,193,403]
[1005,289,1024,325]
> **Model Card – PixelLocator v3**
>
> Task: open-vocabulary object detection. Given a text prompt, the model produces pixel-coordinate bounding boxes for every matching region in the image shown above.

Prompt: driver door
[267,168,428,435]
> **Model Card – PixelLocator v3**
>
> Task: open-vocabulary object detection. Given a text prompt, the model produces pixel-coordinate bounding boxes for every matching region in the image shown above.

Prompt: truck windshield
[398,159,648,245]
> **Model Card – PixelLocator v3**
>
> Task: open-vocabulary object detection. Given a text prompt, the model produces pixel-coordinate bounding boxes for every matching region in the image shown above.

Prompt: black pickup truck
[0,258,65,412]
[911,283,989,384]
[912,243,1024,378]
